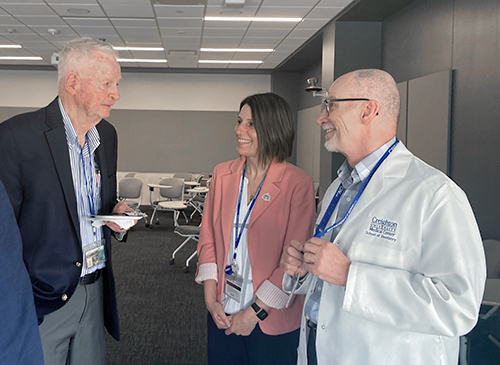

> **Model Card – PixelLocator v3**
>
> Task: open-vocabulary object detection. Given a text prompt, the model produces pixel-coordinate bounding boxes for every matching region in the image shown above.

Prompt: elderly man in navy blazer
[0,38,136,364]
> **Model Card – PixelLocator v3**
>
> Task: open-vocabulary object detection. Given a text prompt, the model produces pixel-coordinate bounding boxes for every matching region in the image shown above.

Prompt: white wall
[0,69,271,111]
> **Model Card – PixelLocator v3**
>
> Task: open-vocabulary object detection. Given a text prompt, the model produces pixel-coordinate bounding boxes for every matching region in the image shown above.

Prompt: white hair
[57,37,118,87]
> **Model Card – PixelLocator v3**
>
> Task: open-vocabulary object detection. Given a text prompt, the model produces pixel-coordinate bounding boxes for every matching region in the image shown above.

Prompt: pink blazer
[196,157,315,335]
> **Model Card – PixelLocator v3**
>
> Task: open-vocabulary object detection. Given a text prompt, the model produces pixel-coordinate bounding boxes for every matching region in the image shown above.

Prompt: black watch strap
[251,302,268,320]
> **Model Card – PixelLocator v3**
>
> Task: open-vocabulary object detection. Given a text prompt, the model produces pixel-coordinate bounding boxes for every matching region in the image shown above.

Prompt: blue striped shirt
[59,98,105,276]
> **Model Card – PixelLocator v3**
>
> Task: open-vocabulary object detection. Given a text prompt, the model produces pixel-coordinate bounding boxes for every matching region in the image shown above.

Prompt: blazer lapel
[341,143,411,229]
[220,158,244,248]
[248,160,283,230]
[44,98,81,242]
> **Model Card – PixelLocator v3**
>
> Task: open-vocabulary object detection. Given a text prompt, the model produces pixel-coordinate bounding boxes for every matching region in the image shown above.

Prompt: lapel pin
[262,193,271,201]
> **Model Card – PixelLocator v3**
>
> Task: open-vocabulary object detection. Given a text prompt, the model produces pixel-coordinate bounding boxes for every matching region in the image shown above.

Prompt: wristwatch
[251,302,269,320]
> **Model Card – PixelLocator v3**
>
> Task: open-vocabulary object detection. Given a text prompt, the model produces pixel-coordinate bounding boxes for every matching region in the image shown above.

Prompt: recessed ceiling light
[0,56,43,60]
[177,31,185,35]
[0,44,22,49]
[67,8,91,15]
[47,29,60,35]
[113,46,164,51]
[204,16,302,22]
[175,10,184,14]
[117,58,168,63]
[198,60,262,64]
[200,48,273,53]
[219,10,242,15]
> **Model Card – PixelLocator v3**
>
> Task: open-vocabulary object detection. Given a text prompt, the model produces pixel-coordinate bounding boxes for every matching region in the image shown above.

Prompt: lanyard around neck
[225,162,266,275]
[79,135,96,217]
[315,139,399,239]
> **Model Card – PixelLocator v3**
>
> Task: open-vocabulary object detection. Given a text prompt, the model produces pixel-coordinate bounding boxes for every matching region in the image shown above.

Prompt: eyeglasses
[323,98,370,116]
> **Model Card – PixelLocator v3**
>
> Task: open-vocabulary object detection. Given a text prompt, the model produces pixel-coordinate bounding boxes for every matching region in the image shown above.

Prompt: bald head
[335,69,400,126]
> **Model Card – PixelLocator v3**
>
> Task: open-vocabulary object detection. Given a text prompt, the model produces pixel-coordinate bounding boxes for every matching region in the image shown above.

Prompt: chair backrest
[158,178,185,201]
[119,178,143,199]
[173,172,193,181]
[124,172,136,178]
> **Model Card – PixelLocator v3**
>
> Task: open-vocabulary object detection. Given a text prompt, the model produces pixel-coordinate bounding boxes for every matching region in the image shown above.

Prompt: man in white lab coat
[281,69,486,365]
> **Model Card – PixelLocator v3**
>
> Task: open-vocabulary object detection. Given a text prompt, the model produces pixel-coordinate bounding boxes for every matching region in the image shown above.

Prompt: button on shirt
[304,137,397,324]
[59,99,104,276]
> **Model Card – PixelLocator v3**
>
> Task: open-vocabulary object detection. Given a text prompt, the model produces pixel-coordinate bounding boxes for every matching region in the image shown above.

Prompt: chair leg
[148,206,159,228]
[170,236,193,265]
[184,250,198,273]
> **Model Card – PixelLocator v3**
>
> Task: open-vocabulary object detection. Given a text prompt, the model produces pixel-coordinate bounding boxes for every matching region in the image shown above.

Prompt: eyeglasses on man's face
[323,98,370,116]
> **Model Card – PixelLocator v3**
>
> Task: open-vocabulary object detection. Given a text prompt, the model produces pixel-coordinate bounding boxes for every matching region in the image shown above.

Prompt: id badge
[84,239,106,269]
[224,272,243,303]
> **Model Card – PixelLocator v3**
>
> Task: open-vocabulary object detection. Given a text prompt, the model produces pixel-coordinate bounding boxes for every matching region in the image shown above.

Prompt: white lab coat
[285,142,486,365]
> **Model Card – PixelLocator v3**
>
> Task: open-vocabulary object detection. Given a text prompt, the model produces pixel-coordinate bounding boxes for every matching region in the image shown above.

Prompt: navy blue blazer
[0,180,44,364]
[0,97,121,340]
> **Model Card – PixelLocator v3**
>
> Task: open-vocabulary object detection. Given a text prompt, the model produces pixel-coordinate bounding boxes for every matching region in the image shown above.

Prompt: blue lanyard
[79,135,97,220]
[315,139,399,239]
[225,162,266,275]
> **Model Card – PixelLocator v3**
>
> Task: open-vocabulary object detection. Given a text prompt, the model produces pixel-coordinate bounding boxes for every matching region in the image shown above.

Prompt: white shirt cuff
[256,279,290,309]
[195,262,218,284]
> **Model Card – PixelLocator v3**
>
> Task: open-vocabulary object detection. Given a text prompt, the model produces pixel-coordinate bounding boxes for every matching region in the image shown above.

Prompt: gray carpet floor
[105,207,207,365]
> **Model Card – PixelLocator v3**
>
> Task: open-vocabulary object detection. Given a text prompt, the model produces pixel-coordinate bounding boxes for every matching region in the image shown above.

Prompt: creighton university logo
[366,216,398,242]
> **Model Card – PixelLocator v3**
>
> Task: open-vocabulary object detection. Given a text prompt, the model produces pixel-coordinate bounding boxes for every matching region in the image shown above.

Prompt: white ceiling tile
[50,4,105,17]
[163,43,199,51]
[157,17,202,28]
[72,26,118,36]
[299,18,331,29]
[256,6,311,18]
[0,14,23,25]
[160,27,201,37]
[262,0,317,5]
[161,36,200,44]
[100,4,155,18]
[245,28,289,38]
[63,17,112,27]
[0,4,57,16]
[110,18,156,27]
[46,0,97,4]
[232,52,267,60]
[30,25,79,37]
[17,15,67,26]
[317,0,354,7]
[227,63,259,69]
[0,25,33,35]
[307,7,343,19]
[239,37,281,47]
[153,4,204,18]
[207,0,261,5]
[201,37,241,47]
[246,21,298,30]
[2,33,47,42]
[100,0,152,6]
[121,35,162,43]
[115,27,159,37]
[203,28,245,37]
[288,28,318,39]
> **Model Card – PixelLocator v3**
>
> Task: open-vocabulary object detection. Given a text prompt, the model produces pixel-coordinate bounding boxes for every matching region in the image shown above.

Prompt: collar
[58,98,100,153]
[337,137,397,185]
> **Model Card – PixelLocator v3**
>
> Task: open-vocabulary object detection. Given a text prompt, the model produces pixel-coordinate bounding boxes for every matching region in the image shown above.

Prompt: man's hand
[302,237,351,287]
[280,239,308,277]
[103,201,138,233]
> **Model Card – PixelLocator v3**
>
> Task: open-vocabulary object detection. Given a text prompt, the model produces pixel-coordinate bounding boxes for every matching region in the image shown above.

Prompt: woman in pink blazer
[195,92,316,364]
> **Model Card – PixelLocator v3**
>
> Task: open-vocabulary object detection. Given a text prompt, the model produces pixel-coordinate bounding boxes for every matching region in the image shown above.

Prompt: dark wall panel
[451,0,500,240]
[382,0,454,83]
[382,0,500,239]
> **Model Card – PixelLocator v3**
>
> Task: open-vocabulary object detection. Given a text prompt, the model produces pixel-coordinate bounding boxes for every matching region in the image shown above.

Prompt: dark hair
[239,92,294,166]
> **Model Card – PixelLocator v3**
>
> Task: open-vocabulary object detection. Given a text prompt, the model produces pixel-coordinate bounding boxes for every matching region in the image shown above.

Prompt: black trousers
[207,312,299,365]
